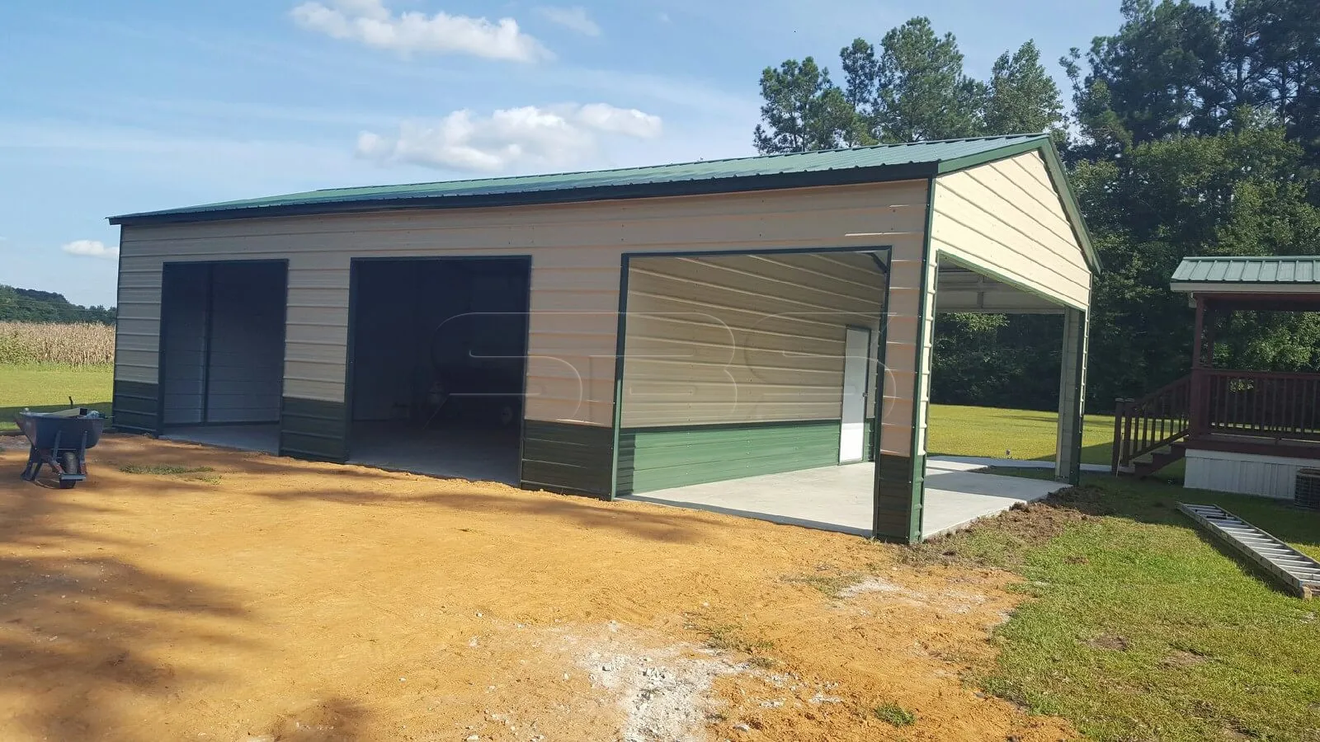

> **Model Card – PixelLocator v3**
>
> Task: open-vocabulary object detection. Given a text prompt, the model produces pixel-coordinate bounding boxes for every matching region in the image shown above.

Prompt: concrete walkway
[931,455,1111,474]
[624,458,1073,540]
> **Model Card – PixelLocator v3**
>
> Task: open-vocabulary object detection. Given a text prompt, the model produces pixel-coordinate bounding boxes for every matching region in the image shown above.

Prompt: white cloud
[573,103,662,137]
[61,240,119,260]
[290,0,551,62]
[357,103,663,172]
[535,6,601,37]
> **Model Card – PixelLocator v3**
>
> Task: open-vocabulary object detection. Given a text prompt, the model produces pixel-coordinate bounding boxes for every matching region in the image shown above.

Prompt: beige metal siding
[116,180,930,428]
[930,151,1091,310]
[876,242,931,458]
[622,252,887,426]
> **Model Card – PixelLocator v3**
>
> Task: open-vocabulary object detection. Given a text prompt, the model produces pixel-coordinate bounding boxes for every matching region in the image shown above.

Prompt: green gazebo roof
[1172,256,1320,285]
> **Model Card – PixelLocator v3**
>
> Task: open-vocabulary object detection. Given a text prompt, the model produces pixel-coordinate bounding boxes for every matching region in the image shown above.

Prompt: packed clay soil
[0,434,1075,741]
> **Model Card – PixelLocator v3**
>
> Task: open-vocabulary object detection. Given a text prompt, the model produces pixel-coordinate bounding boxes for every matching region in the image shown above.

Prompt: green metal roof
[1172,256,1320,285]
[109,134,1052,225]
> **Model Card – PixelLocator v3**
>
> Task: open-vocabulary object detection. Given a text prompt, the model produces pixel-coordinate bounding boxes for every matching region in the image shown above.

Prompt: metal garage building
[109,133,1097,544]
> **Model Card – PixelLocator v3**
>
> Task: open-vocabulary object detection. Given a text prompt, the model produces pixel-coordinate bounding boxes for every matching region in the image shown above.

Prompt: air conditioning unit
[1296,469,1320,511]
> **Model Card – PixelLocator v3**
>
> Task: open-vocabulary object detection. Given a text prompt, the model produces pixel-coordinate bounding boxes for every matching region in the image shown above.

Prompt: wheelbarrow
[14,407,106,489]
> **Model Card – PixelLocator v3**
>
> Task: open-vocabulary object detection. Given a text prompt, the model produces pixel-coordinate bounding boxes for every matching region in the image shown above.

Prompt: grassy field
[0,365,1135,469]
[928,403,1117,465]
[0,364,113,432]
[913,477,1320,742]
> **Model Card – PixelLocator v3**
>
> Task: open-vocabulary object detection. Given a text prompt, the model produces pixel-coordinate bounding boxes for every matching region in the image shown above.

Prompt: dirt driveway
[0,435,1073,741]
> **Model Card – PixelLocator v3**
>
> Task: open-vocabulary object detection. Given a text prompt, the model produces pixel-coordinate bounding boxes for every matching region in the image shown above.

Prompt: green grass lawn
[913,477,1320,742]
[928,403,1117,465]
[0,363,113,432]
[0,368,1156,473]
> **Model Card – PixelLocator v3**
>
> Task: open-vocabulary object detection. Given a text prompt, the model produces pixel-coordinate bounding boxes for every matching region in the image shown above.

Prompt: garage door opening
[159,261,288,453]
[346,257,530,483]
[614,249,889,536]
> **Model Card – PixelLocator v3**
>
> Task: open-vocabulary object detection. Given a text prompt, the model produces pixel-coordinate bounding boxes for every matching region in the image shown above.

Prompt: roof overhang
[109,161,940,226]
[1171,282,1320,295]
[1173,284,1320,312]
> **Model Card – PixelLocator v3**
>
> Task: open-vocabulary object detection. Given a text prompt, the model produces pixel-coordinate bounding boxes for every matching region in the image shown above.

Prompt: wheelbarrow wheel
[59,451,80,489]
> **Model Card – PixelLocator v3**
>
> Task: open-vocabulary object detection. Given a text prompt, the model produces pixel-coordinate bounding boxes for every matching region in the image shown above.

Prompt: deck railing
[1198,369,1320,440]
[1113,369,1320,475]
[1111,375,1193,474]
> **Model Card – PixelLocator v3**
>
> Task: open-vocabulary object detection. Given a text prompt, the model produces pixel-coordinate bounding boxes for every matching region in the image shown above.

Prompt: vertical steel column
[1056,307,1088,484]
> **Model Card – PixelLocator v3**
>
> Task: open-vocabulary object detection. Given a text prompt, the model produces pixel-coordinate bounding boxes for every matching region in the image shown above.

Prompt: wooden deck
[1183,432,1320,461]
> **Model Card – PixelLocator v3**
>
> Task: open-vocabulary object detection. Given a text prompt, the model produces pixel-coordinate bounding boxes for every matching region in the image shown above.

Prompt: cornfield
[0,322,116,366]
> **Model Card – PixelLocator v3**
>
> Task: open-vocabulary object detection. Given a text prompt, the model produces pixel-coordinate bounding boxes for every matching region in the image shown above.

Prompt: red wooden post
[1190,295,1206,435]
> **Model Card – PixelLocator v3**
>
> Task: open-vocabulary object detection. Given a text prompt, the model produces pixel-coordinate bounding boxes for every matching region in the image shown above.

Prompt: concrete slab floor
[159,426,1069,539]
[622,457,1071,540]
[163,425,280,455]
[349,422,520,485]
[163,422,520,486]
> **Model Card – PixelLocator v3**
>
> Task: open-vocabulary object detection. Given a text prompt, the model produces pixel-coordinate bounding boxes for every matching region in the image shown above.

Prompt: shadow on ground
[100,434,739,546]
[0,447,380,741]
[0,474,246,738]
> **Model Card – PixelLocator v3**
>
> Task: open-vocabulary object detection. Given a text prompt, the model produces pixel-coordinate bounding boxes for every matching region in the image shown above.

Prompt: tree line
[754,0,1320,411]
[0,285,116,325]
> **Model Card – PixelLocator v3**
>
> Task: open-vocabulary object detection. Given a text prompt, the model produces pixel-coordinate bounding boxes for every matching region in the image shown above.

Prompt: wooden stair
[1129,441,1187,477]
[1112,376,1192,477]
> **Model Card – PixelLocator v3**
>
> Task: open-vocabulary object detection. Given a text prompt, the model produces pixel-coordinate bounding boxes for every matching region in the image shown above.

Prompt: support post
[1056,307,1088,485]
[873,179,937,544]
[1111,397,1125,475]
[1190,294,1206,435]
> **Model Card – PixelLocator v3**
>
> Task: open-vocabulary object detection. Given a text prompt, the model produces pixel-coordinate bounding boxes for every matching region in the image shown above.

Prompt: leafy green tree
[840,18,984,142]
[1060,0,1320,406]
[984,41,1065,135]
[1233,0,1320,162]
[1063,0,1225,157]
[757,18,1065,150]
[1074,118,1320,403]
[753,58,861,153]
[931,314,1065,411]
[0,285,115,324]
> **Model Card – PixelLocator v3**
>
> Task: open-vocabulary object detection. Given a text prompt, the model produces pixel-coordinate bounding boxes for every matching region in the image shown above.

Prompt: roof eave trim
[108,161,941,227]
[1171,282,1320,294]
[936,136,1103,274]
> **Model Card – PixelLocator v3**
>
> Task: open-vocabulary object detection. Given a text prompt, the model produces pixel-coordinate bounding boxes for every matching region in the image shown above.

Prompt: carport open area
[626,458,1070,540]
[0,435,1074,742]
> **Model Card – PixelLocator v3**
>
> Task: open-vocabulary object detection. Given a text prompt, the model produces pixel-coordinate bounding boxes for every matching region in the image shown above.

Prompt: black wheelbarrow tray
[14,408,106,489]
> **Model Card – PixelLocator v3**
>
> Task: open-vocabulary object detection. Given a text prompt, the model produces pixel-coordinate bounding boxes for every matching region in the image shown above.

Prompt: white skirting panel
[1184,449,1314,500]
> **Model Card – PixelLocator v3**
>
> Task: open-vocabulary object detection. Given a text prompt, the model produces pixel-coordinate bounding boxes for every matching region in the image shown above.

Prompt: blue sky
[0,0,1120,307]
